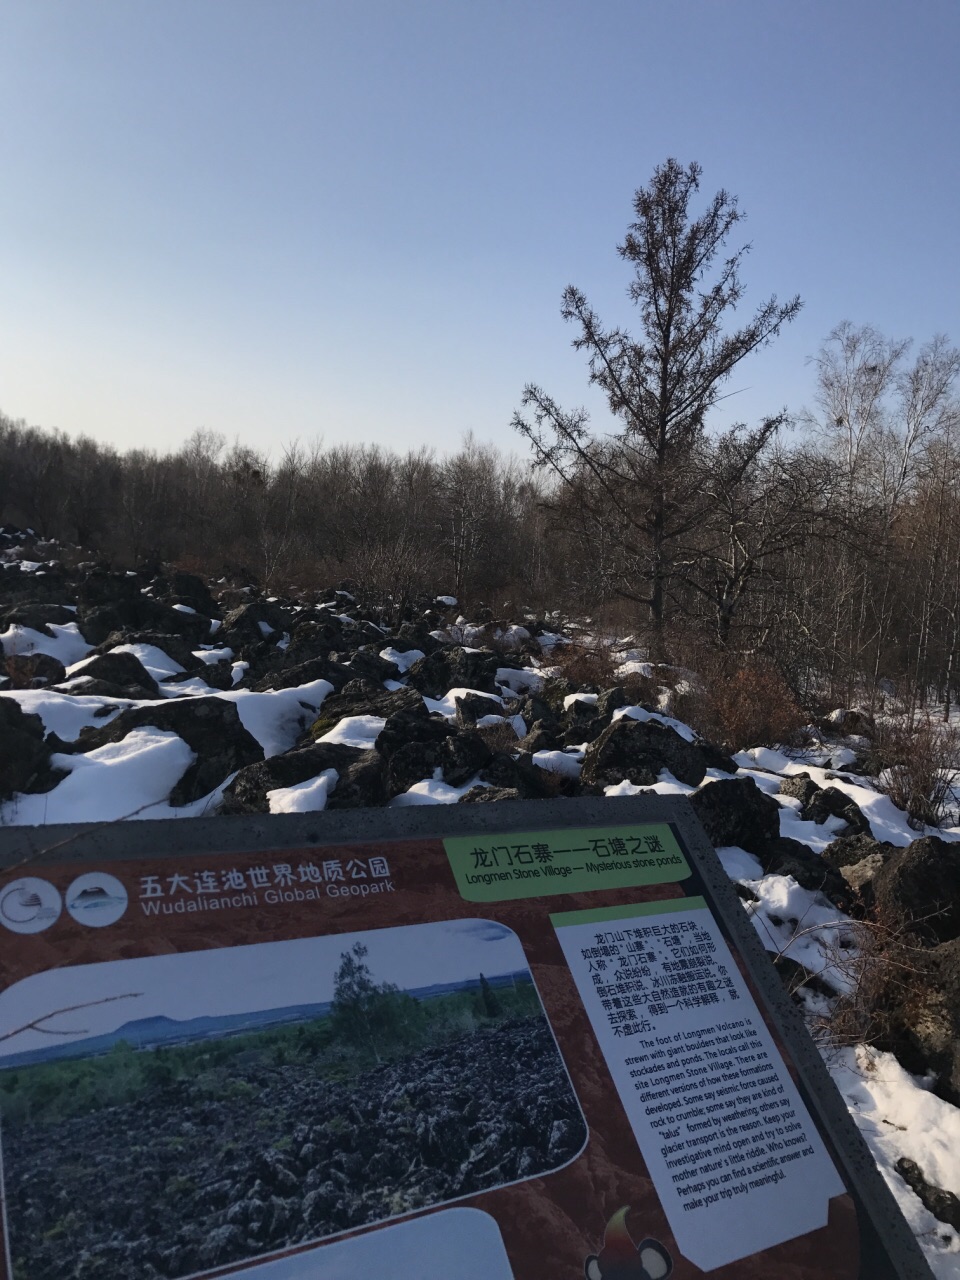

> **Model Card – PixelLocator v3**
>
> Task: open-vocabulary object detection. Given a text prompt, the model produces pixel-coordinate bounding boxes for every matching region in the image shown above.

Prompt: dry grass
[762,893,937,1056]
[549,640,619,690]
[806,910,936,1054]
[620,671,660,707]
[1,656,39,690]
[673,654,806,752]
[477,720,524,754]
[870,714,960,829]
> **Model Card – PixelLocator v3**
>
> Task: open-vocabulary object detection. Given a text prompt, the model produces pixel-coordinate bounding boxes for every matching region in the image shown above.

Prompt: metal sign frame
[0,795,935,1279]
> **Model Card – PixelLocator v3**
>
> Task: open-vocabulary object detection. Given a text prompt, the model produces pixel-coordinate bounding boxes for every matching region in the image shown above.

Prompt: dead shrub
[802,908,936,1054]
[673,654,805,752]
[550,640,618,690]
[620,671,660,708]
[871,714,960,830]
[477,720,523,754]
[2,656,36,691]
[526,762,570,796]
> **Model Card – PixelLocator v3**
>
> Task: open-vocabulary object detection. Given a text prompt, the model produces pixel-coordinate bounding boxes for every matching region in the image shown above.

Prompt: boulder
[699,742,739,774]
[66,697,264,805]
[158,570,218,616]
[761,837,854,911]
[515,691,561,729]
[255,657,350,694]
[197,661,235,691]
[219,602,288,647]
[478,751,568,799]
[2,652,66,688]
[459,786,520,803]
[439,731,492,787]
[310,684,423,737]
[688,777,780,856]
[561,699,606,746]
[90,630,205,672]
[778,772,821,807]
[62,651,161,698]
[384,742,441,797]
[0,697,57,799]
[0,563,69,603]
[79,597,212,645]
[824,834,901,906]
[826,707,876,736]
[76,570,140,609]
[382,732,490,798]
[405,647,508,699]
[375,702,453,759]
[454,693,506,728]
[873,836,960,945]
[515,720,562,753]
[342,647,400,683]
[821,832,897,870]
[895,1159,960,1232]
[0,601,78,631]
[805,786,871,835]
[395,620,441,652]
[596,686,629,718]
[221,743,377,813]
[581,718,707,789]
[281,618,347,664]
[840,853,887,904]
[896,938,960,1104]
[326,751,388,809]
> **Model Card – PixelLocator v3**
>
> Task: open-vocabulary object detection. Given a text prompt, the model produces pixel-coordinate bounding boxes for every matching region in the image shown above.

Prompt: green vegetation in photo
[0,946,540,1131]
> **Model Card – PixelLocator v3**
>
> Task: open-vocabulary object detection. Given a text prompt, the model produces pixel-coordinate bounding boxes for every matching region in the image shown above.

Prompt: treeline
[0,419,559,609]
[1,320,959,718]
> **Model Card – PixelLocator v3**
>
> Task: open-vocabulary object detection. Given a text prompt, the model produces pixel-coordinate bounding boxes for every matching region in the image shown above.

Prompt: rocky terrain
[3,524,960,1274]
[3,1015,584,1280]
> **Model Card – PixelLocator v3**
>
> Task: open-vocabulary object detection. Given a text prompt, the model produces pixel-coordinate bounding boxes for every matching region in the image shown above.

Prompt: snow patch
[496,667,543,693]
[563,692,598,710]
[613,703,698,743]
[827,1045,960,1277]
[0,729,195,825]
[109,643,185,680]
[532,750,582,778]
[388,769,487,807]
[216,681,334,757]
[379,646,424,673]
[267,769,339,814]
[317,715,385,749]
[423,687,505,719]
[0,622,93,667]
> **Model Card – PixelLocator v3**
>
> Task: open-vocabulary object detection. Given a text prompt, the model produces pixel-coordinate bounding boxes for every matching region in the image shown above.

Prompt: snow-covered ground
[2,558,959,1272]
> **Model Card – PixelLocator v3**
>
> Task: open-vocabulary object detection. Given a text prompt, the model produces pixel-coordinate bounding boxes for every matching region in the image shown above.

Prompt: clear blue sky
[1,0,957,458]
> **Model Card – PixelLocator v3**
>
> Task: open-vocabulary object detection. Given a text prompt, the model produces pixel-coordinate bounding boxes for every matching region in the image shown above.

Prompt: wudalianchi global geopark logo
[64,872,129,927]
[1,871,130,933]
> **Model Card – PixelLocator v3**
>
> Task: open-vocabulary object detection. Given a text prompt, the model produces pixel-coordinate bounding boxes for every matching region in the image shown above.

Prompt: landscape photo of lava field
[0,921,586,1280]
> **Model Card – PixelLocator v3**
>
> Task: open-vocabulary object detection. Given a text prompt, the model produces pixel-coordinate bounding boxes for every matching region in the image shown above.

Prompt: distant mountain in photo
[0,970,534,1070]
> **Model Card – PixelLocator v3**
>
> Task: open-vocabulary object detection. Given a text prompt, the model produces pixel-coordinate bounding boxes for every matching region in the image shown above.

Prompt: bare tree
[513,158,801,657]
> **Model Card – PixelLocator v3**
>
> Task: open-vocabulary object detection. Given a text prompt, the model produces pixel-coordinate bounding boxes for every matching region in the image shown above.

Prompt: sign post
[0,796,935,1279]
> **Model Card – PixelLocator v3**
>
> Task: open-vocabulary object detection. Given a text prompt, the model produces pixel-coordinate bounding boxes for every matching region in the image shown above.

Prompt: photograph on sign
[0,810,914,1279]
[0,921,585,1278]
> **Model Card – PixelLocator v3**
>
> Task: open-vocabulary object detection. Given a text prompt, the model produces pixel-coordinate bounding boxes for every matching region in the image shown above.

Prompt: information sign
[0,796,934,1279]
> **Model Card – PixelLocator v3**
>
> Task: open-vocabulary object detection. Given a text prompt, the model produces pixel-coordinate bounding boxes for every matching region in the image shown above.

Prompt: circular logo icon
[0,877,62,934]
[66,873,129,928]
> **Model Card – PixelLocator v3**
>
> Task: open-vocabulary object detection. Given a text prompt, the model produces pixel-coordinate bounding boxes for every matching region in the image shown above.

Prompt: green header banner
[550,894,707,928]
[443,823,690,902]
